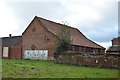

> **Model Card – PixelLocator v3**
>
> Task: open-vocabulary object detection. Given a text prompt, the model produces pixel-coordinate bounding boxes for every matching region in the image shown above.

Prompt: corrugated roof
[0,36,22,47]
[37,16,104,49]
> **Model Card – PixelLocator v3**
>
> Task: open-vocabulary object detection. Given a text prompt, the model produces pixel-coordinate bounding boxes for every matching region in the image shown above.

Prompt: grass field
[1,59,119,78]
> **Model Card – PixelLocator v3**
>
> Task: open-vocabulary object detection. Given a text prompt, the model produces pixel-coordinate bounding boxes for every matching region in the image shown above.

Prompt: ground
[1,59,119,78]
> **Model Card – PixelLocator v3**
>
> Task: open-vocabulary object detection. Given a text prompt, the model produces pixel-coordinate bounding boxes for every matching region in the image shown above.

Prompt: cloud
[0,0,119,49]
[0,1,20,37]
[56,0,118,48]
[57,0,118,43]
[0,1,64,37]
[97,41,112,50]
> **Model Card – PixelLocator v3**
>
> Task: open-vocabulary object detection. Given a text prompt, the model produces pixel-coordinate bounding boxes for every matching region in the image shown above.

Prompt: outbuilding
[0,35,22,59]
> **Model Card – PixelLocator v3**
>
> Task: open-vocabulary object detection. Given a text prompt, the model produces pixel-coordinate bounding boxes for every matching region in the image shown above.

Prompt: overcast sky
[0,0,119,49]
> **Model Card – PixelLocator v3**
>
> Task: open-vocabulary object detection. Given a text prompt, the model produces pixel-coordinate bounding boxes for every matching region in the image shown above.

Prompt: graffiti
[24,50,48,60]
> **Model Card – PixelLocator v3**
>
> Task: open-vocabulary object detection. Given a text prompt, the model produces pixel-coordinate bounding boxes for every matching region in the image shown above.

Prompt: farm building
[0,16,105,60]
[106,37,120,54]
[0,35,22,59]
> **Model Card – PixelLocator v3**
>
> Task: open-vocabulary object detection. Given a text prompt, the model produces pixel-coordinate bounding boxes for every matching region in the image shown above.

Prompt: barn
[0,16,105,60]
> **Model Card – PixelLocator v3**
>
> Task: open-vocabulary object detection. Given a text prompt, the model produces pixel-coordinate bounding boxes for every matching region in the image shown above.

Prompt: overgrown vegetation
[2,59,119,78]
[54,24,72,59]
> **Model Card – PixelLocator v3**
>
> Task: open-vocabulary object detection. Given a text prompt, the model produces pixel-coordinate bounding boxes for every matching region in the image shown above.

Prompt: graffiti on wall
[24,50,48,60]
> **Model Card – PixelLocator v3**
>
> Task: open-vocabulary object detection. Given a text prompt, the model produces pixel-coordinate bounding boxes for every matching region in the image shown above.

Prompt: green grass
[1,59,119,78]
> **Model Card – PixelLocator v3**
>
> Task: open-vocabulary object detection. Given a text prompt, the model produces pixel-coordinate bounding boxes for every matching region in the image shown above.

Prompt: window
[85,47,93,52]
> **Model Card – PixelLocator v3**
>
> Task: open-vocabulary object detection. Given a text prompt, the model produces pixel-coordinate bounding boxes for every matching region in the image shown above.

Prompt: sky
[0,0,119,49]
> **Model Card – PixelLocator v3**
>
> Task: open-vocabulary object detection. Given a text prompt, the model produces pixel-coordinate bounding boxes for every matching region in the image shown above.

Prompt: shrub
[54,24,72,59]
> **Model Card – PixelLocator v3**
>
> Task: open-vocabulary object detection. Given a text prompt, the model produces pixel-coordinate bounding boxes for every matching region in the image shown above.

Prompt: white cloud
[1,0,59,2]
[58,0,118,27]
[62,4,102,27]
[97,42,112,49]
[0,2,19,37]
[57,0,118,40]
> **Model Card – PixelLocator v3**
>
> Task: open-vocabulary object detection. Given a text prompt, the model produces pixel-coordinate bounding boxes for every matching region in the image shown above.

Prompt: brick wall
[22,17,58,60]
[56,52,119,69]
[112,37,120,46]
[9,46,22,59]
[1,40,22,59]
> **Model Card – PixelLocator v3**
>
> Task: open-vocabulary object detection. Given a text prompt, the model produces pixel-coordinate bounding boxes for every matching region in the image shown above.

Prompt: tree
[54,24,71,59]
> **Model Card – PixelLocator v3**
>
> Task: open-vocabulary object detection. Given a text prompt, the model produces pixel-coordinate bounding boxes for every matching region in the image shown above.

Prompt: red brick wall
[112,37,120,46]
[9,46,22,59]
[22,17,58,60]
[8,40,22,59]
[1,41,22,59]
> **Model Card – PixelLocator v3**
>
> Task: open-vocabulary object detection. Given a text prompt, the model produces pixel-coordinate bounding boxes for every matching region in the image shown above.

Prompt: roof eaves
[75,28,105,49]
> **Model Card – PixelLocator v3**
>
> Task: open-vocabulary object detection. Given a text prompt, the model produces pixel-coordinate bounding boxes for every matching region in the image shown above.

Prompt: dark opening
[74,45,80,52]
[85,47,93,52]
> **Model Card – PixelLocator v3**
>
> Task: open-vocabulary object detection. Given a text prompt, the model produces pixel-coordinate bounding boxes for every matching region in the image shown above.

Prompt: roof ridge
[36,16,78,30]
[1,35,22,39]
